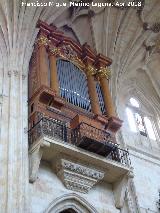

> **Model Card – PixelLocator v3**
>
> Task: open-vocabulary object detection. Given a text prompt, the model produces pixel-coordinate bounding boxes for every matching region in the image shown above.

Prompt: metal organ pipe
[57,59,91,112]
[96,82,106,115]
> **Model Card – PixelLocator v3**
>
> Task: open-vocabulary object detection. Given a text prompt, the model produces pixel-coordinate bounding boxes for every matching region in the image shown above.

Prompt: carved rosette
[97,67,111,80]
[56,159,104,193]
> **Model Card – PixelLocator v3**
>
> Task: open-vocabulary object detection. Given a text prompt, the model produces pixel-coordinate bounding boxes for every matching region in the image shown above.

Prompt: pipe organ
[28,20,123,156]
[57,59,91,112]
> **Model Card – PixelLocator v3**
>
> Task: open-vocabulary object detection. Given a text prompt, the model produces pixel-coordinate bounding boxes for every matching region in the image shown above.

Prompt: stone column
[0,70,29,213]
[48,50,60,95]
[85,65,101,115]
[97,67,116,117]
[37,35,49,87]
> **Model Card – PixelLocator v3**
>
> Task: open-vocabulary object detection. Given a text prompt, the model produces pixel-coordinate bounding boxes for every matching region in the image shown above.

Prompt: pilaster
[0,70,29,213]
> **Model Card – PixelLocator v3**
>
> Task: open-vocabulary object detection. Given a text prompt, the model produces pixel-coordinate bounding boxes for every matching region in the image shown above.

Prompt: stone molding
[29,140,50,183]
[113,169,134,209]
[56,159,104,193]
[0,95,3,104]
[125,179,141,213]
[44,193,99,213]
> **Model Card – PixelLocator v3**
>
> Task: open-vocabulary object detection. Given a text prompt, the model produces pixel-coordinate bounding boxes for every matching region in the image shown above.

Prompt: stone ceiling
[0,0,160,109]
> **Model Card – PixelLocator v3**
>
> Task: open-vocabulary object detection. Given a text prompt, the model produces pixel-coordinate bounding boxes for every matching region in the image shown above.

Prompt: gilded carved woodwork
[85,64,96,76]
[97,67,111,80]
[48,46,59,56]
[49,44,85,70]
[36,35,48,47]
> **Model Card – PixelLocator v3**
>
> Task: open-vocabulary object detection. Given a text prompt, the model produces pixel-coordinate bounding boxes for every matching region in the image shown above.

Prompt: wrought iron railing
[28,117,72,145]
[72,122,131,166]
[73,122,113,144]
[107,147,131,167]
[28,117,131,167]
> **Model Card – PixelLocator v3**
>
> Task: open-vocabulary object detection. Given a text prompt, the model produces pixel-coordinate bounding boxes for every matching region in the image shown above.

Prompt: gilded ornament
[49,46,60,56]
[97,67,111,79]
[37,36,48,46]
[85,65,96,76]
[50,44,85,70]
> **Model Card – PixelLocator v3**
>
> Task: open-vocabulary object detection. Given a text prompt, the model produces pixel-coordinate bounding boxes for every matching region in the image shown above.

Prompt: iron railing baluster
[28,118,131,167]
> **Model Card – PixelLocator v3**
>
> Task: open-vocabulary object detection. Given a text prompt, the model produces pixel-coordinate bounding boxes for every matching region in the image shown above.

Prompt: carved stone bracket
[29,140,50,183]
[56,159,104,193]
[113,169,134,209]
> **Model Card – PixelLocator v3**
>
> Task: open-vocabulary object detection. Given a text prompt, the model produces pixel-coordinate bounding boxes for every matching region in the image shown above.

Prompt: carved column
[37,35,49,87]
[85,65,101,115]
[48,48,60,95]
[95,54,122,132]
[97,67,116,117]
[0,70,29,213]
[82,44,101,115]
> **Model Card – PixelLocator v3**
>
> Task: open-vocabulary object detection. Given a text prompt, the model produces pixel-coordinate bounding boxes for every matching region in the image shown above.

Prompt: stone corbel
[29,140,50,183]
[56,159,105,194]
[113,169,134,209]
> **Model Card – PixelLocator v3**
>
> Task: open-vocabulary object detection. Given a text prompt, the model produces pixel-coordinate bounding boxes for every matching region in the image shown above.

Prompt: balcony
[28,117,131,167]
[28,116,133,206]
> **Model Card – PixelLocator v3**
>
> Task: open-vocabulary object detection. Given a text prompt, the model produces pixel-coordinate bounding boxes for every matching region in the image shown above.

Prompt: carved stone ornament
[56,159,104,193]
[29,140,50,183]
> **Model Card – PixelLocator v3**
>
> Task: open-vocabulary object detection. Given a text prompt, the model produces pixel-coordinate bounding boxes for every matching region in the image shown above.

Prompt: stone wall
[30,161,120,213]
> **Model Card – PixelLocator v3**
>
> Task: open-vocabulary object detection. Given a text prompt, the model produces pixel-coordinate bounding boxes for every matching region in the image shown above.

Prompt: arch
[60,209,77,213]
[44,193,99,213]
[118,77,159,116]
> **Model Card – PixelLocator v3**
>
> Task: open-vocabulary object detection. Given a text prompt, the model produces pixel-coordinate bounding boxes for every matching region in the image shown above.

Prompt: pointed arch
[119,77,160,115]
[44,193,98,213]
